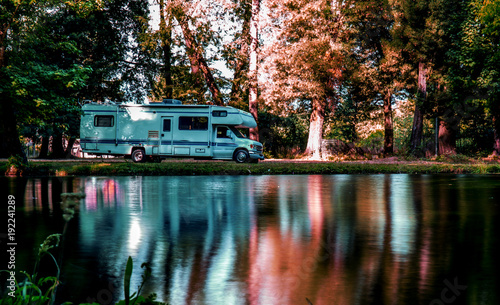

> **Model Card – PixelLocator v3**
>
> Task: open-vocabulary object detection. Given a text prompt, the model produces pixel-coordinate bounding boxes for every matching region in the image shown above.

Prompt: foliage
[392,100,415,155]
[0,232,62,304]
[114,257,164,305]
[356,130,384,154]
[145,0,230,104]
[2,0,500,159]
[0,189,86,304]
[5,155,28,174]
[258,109,308,158]
[0,190,166,305]
[1,0,153,159]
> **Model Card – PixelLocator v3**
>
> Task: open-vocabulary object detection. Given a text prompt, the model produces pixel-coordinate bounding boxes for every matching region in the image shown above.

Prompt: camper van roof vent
[162,99,182,104]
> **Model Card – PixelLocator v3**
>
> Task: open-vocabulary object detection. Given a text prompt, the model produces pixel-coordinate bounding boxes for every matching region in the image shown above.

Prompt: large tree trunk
[383,89,393,156]
[305,98,326,158]
[248,0,261,141]
[172,6,223,106]
[159,0,173,99]
[0,94,26,160]
[51,134,65,159]
[438,119,457,155]
[410,61,427,155]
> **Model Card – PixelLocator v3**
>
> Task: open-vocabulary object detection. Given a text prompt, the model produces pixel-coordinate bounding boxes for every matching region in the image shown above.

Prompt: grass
[2,158,500,176]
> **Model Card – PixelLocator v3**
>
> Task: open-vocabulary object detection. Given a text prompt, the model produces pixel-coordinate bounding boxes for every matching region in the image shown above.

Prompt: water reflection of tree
[243,175,498,304]
[7,175,498,304]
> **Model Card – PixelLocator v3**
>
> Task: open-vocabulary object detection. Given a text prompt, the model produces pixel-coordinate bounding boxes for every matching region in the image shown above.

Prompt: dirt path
[5,156,496,165]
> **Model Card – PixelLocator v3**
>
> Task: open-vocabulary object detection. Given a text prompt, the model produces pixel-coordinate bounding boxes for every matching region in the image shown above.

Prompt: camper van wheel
[131,148,146,163]
[234,150,250,163]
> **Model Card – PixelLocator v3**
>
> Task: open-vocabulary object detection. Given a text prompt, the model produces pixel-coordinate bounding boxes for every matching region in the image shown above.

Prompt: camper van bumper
[250,152,265,160]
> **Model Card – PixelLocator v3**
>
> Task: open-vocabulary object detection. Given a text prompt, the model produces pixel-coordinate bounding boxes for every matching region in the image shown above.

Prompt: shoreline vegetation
[2,157,500,176]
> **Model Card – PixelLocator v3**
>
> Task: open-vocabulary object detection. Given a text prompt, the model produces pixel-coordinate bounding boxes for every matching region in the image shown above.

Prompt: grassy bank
[2,159,500,176]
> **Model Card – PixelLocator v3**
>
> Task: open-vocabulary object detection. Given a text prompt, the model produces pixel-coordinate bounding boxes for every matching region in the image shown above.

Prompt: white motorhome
[79,100,264,163]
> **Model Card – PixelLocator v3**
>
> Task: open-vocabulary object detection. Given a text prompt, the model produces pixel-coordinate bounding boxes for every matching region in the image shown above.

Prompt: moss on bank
[2,159,500,176]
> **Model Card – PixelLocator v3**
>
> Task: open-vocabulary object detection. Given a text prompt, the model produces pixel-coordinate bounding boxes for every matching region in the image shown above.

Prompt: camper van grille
[148,131,159,138]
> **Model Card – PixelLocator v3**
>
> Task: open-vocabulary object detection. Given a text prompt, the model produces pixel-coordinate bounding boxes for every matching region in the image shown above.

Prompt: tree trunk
[0,38,5,68]
[39,136,49,159]
[492,103,500,156]
[438,120,457,155]
[410,60,427,155]
[173,6,223,106]
[248,0,261,141]
[383,89,393,156]
[64,137,76,158]
[159,0,173,99]
[305,98,326,158]
[51,134,65,159]
[0,94,26,160]
[229,6,251,107]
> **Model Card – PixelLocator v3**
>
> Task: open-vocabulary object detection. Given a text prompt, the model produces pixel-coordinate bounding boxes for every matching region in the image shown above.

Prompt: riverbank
[2,157,500,176]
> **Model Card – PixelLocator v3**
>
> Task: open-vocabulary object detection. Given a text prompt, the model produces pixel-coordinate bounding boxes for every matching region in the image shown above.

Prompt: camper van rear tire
[234,150,250,163]
[131,148,146,163]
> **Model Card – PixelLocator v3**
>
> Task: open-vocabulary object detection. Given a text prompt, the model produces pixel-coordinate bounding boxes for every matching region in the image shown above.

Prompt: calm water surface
[1,174,499,305]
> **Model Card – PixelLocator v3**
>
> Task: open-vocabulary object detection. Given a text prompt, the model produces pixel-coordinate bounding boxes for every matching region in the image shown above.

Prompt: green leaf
[124,256,133,305]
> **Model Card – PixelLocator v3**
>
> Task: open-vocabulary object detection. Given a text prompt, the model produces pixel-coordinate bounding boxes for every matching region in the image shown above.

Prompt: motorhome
[79,100,264,163]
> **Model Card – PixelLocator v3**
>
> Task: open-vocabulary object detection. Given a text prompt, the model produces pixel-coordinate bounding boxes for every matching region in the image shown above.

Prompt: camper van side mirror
[226,130,233,138]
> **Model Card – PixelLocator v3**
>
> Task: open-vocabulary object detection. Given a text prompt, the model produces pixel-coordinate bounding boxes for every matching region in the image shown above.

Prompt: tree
[1,0,152,160]
[345,0,404,155]
[0,1,33,160]
[391,0,470,156]
[478,0,500,156]
[71,0,152,103]
[247,0,261,141]
[169,1,224,105]
[391,0,432,155]
[225,0,252,109]
[0,0,100,160]
[159,0,174,99]
[457,0,500,155]
[262,0,347,158]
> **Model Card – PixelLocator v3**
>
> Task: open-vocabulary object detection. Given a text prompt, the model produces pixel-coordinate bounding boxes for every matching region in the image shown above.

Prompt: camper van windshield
[229,126,246,138]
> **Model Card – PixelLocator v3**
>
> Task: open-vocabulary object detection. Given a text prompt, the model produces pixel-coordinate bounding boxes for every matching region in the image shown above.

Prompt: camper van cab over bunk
[80,100,265,163]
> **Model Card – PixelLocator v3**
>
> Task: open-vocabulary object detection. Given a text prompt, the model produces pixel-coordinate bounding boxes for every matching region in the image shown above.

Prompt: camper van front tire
[234,150,250,163]
[131,148,146,163]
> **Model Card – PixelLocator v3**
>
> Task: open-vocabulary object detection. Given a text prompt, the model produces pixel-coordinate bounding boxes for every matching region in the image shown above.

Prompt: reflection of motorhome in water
[79,100,264,163]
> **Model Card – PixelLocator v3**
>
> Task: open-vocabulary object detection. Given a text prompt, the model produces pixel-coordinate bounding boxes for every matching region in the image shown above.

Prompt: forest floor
[2,156,500,176]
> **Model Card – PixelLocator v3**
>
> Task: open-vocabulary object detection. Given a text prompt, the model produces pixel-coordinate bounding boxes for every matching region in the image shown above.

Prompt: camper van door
[160,116,173,154]
[213,126,236,159]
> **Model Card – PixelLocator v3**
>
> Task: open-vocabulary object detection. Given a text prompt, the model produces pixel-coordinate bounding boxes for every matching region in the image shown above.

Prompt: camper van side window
[212,111,227,117]
[179,117,208,130]
[94,115,114,127]
[163,119,171,132]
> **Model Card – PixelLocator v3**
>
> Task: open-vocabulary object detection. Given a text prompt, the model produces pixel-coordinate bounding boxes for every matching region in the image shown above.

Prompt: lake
[1,174,499,305]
